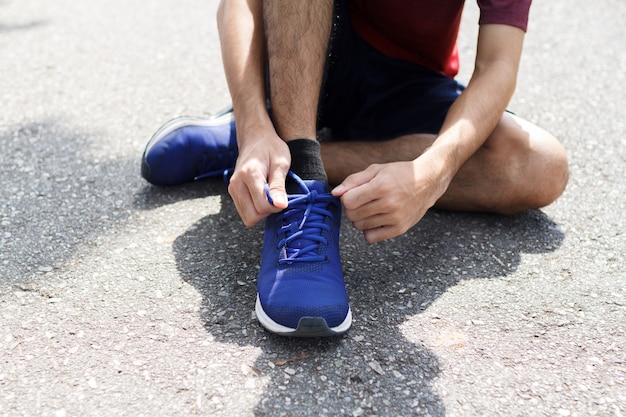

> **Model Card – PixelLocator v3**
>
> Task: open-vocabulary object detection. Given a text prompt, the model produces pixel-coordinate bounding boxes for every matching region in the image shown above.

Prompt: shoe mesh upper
[141,116,237,186]
[257,173,349,330]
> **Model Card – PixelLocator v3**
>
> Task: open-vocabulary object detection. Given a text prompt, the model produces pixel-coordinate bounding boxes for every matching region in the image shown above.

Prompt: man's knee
[531,131,569,209]
[486,115,569,214]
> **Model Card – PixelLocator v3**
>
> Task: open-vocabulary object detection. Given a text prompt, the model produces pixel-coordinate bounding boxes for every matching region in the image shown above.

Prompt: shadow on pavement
[0,1,48,33]
[0,120,140,286]
[0,20,47,33]
[171,190,564,416]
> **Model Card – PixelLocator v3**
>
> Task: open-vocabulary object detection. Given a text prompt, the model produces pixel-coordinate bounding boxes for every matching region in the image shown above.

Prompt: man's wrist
[413,145,458,200]
[234,110,276,147]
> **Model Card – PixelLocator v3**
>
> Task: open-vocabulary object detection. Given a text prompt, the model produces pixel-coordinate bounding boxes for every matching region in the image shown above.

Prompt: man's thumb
[267,169,288,209]
[332,168,376,197]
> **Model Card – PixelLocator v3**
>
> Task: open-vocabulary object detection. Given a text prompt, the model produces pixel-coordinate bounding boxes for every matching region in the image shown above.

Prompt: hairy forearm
[419,24,524,195]
[217,0,273,142]
[428,63,516,181]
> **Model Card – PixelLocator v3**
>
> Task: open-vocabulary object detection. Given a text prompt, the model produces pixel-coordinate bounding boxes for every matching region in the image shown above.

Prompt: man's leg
[322,112,569,214]
[263,0,333,143]
[255,1,352,337]
[263,0,334,186]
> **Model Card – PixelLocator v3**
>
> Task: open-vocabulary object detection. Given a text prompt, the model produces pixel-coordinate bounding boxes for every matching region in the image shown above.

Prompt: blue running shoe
[141,105,237,186]
[256,172,352,337]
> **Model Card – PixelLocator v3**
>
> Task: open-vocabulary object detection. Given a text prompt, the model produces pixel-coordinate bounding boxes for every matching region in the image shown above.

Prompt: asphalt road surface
[1,0,624,416]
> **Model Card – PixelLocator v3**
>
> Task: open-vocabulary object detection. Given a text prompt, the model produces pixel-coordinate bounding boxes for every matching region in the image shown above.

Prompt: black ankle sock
[287,139,327,190]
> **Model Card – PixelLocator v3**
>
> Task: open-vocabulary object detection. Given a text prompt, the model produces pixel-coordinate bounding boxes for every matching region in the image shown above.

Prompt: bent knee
[502,138,569,214]
[487,117,569,214]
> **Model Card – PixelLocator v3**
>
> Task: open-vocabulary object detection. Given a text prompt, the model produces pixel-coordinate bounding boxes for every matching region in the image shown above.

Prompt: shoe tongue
[282,179,329,255]
[285,178,328,195]
[302,179,328,194]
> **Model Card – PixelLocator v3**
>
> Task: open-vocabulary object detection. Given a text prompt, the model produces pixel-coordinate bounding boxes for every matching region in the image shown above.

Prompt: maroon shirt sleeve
[477,0,532,32]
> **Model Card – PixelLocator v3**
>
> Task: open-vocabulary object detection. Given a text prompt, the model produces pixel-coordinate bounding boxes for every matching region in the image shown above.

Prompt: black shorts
[318,0,465,141]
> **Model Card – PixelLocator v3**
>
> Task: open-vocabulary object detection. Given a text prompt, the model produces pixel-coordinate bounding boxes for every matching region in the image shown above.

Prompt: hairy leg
[322,112,569,213]
[263,0,334,142]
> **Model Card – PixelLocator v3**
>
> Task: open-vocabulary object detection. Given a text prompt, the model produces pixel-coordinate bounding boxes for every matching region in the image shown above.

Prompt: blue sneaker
[256,172,352,337]
[141,105,237,186]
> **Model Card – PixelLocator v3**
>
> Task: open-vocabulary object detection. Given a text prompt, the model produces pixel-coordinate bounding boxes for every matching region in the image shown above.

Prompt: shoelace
[220,169,337,264]
[276,190,336,264]
[265,175,338,265]
[194,151,237,181]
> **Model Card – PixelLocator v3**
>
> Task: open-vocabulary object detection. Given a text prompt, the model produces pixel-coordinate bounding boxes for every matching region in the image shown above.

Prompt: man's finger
[363,226,398,244]
[267,165,288,209]
[228,181,263,227]
[332,165,379,197]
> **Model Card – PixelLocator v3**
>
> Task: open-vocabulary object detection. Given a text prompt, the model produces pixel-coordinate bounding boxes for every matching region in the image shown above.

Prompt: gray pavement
[1,0,624,416]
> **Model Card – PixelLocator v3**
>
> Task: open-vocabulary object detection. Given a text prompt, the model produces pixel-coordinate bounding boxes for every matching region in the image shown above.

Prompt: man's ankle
[287,139,328,190]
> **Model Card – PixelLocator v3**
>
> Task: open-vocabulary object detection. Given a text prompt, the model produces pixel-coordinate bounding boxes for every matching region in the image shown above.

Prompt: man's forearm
[425,63,516,185]
[419,24,525,194]
[217,0,273,143]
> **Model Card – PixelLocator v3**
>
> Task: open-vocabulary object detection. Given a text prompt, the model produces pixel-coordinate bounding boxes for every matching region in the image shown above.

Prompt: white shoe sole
[255,294,352,337]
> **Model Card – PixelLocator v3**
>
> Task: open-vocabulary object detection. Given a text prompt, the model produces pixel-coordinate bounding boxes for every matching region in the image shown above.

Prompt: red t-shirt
[349,0,532,77]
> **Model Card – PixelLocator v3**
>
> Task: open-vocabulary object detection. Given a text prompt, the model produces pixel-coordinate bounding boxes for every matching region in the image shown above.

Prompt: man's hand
[332,158,450,243]
[331,24,527,243]
[228,131,291,227]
